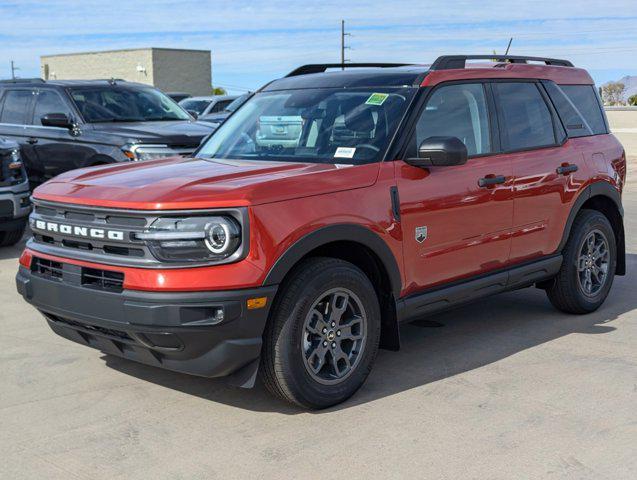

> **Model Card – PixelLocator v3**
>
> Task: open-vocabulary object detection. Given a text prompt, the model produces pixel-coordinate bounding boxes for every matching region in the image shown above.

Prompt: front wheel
[261,257,381,409]
[547,209,616,314]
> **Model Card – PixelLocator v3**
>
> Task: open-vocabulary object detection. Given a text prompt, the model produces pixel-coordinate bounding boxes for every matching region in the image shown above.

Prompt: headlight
[122,144,188,162]
[8,149,23,169]
[134,216,242,262]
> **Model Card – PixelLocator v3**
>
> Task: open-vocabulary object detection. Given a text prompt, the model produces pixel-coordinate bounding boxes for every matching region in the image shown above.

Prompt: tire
[547,209,616,314]
[0,224,26,247]
[261,257,381,409]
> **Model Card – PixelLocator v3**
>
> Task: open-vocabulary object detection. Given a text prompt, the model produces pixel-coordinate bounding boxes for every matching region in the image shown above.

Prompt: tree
[628,94,637,106]
[211,86,227,95]
[601,82,625,106]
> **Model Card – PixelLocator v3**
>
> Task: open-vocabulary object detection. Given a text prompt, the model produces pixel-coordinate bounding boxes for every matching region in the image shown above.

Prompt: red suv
[16,55,626,409]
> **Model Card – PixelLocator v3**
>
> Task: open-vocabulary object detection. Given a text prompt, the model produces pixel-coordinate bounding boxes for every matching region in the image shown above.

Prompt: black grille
[81,267,124,292]
[31,256,125,293]
[0,200,13,216]
[46,314,132,341]
[31,257,64,280]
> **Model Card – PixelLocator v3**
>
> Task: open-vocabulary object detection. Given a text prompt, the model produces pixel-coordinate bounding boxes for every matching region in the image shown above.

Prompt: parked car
[166,92,191,103]
[0,79,215,187]
[0,138,30,246]
[179,95,239,117]
[16,56,626,409]
[198,92,251,127]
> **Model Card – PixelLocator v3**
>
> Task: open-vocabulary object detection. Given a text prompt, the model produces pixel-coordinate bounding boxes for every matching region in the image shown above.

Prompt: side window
[413,83,491,157]
[33,90,72,125]
[494,82,556,151]
[0,90,32,125]
[212,100,232,113]
[543,81,592,138]
[559,85,607,135]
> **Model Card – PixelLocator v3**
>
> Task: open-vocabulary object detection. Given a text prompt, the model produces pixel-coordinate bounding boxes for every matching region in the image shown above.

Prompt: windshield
[179,99,212,115]
[197,87,415,164]
[69,87,191,123]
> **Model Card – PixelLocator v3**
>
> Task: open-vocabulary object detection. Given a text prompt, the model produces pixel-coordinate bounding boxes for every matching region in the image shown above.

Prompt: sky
[1,0,637,93]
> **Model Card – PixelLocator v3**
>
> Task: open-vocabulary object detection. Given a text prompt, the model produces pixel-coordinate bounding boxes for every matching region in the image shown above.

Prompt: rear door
[493,81,580,263]
[396,82,513,293]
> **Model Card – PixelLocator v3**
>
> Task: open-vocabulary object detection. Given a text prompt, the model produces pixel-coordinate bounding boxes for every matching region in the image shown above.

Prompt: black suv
[0,79,215,187]
[0,138,29,246]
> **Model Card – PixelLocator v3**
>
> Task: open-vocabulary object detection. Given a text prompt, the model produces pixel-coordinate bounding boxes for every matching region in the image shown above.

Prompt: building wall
[151,49,212,96]
[40,48,212,96]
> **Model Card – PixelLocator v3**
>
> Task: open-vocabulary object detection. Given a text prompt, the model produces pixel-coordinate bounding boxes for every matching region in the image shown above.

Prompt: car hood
[33,157,380,210]
[90,120,215,147]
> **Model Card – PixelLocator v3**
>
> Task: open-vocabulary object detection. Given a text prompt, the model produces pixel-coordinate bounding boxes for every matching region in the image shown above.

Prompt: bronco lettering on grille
[33,220,125,241]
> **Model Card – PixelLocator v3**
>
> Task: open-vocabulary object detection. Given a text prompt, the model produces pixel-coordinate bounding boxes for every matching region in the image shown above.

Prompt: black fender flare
[262,223,403,298]
[557,181,625,274]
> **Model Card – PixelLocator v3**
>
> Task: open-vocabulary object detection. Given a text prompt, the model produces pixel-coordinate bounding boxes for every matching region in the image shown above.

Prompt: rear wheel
[261,257,381,409]
[547,209,616,314]
[0,224,26,247]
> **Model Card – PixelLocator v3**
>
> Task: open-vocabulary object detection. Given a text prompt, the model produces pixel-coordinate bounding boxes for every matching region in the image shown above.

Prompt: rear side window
[494,83,556,151]
[559,85,607,135]
[0,90,32,125]
[542,82,592,138]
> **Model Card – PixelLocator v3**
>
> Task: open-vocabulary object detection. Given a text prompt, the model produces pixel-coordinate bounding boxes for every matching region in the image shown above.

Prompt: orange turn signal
[247,297,267,310]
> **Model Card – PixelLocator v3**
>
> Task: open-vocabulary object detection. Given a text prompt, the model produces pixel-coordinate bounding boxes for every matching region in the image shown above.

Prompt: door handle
[27,137,38,145]
[556,163,578,175]
[478,175,506,188]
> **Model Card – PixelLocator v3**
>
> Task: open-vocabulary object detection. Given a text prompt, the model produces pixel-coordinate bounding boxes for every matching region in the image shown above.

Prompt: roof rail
[430,55,574,70]
[286,63,412,77]
[0,78,45,84]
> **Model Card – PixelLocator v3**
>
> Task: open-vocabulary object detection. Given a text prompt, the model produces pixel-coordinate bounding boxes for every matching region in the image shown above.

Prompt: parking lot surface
[1,129,636,479]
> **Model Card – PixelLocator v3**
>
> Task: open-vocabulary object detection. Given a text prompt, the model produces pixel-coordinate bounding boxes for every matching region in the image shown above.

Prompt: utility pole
[341,20,351,69]
[10,60,19,80]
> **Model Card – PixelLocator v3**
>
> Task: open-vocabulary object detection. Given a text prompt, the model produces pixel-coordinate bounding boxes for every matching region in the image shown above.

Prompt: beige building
[40,48,212,96]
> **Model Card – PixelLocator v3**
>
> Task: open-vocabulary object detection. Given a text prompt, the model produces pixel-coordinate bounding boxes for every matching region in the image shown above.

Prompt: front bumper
[16,265,277,386]
[0,181,30,230]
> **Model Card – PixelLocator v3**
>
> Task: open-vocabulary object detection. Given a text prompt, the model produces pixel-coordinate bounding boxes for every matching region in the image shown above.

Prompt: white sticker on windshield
[334,147,356,159]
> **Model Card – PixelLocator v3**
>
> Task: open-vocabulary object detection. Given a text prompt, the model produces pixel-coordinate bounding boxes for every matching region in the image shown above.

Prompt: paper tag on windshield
[334,147,356,159]
[365,93,389,105]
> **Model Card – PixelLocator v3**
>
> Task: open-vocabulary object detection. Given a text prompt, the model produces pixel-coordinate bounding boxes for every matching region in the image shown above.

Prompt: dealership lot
[1,122,636,479]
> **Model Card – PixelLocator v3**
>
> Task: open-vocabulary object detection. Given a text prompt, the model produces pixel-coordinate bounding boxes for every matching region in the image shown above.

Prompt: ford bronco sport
[16,56,626,409]
[0,138,29,246]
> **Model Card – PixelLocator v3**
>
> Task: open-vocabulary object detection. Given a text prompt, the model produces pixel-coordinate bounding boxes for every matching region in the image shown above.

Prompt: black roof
[262,65,430,91]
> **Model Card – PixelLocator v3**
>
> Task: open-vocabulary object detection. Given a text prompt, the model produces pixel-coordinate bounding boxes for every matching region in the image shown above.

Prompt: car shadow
[103,254,636,414]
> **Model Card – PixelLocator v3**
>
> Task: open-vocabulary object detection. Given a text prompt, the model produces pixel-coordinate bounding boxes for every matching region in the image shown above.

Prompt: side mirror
[41,113,74,129]
[187,110,199,119]
[406,136,468,168]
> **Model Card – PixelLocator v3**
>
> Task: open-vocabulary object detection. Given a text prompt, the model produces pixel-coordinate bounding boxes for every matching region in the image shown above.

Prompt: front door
[395,82,513,295]
[30,88,92,182]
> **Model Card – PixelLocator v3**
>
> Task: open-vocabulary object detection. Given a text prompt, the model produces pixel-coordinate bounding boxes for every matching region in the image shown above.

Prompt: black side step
[396,255,562,323]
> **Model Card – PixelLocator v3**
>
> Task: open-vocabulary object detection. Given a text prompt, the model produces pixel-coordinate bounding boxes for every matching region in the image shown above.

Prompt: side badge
[415,226,428,243]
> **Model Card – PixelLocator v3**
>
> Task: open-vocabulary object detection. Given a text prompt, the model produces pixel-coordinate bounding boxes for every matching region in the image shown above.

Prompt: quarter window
[559,85,606,135]
[33,90,72,125]
[494,83,556,151]
[0,90,32,125]
[413,83,491,156]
